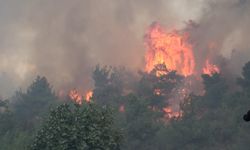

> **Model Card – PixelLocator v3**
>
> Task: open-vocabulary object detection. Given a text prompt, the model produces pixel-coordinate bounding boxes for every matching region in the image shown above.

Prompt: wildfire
[163,107,182,118]
[69,22,221,121]
[69,89,93,104]
[154,88,161,96]
[144,22,221,119]
[69,89,82,105]
[85,90,93,102]
[202,60,220,76]
[145,22,195,77]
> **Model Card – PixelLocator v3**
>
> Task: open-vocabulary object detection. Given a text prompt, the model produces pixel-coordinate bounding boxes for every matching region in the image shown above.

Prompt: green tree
[30,102,122,150]
[201,73,228,108]
[121,94,162,150]
[92,65,135,108]
[238,61,250,91]
[92,65,126,108]
[0,76,59,150]
[0,99,13,135]
[137,64,184,109]
[12,76,57,130]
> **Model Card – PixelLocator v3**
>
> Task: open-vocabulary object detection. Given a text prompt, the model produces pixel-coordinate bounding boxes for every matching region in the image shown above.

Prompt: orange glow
[144,22,195,119]
[85,90,93,102]
[69,89,82,105]
[69,89,93,104]
[154,88,161,96]
[163,107,182,118]
[145,22,195,77]
[202,60,220,76]
[119,105,125,113]
[156,69,168,77]
[144,23,222,119]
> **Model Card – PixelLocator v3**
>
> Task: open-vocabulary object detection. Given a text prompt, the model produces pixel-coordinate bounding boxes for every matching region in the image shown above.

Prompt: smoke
[0,0,250,98]
[0,0,205,97]
[186,0,250,75]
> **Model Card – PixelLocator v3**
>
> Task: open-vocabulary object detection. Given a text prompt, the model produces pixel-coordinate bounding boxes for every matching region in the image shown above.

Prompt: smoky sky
[0,0,249,98]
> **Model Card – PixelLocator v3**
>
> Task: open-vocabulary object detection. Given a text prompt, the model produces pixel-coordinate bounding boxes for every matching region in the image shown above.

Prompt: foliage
[0,76,59,150]
[30,102,122,150]
[121,94,162,150]
[2,61,250,149]
[92,65,124,107]
[238,61,250,91]
[0,99,13,135]
[12,76,57,130]
[137,64,184,108]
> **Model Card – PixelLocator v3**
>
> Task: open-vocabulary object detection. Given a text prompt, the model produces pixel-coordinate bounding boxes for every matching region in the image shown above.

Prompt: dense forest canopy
[2,1,250,150]
[0,61,250,150]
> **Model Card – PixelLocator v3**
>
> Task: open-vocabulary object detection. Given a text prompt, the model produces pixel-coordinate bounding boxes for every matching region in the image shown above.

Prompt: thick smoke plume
[0,0,250,98]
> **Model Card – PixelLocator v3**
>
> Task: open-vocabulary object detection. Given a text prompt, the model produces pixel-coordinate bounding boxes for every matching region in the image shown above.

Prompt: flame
[154,88,161,96]
[145,22,195,77]
[144,22,194,119]
[144,22,222,119]
[85,90,93,102]
[202,60,220,76]
[69,89,82,105]
[163,107,182,118]
[69,89,93,104]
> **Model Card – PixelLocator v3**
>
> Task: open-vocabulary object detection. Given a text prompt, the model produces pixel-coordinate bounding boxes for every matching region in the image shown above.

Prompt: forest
[1,61,250,150]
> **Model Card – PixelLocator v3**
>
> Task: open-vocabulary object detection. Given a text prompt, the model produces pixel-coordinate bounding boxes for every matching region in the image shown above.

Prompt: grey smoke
[0,0,249,98]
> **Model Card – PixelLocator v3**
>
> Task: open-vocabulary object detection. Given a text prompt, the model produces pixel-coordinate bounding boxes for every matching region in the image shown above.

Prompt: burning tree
[142,22,222,119]
[144,22,220,77]
[138,64,184,118]
[144,22,195,77]
[65,22,222,121]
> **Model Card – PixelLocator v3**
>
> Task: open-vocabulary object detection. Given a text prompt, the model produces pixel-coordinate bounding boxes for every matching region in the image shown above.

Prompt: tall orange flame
[144,22,221,119]
[145,22,195,77]
[85,90,93,102]
[69,89,82,105]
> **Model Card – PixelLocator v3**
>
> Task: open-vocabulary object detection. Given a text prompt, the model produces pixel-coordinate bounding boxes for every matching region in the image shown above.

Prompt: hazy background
[0,0,249,98]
